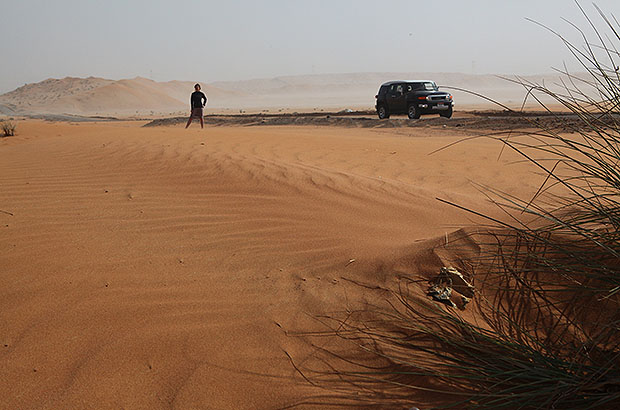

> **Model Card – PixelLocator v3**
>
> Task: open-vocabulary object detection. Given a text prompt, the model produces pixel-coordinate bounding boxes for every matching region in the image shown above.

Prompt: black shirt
[191,91,207,109]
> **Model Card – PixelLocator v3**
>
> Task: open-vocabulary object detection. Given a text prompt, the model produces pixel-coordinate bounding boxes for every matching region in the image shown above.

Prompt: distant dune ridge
[0,77,236,116]
[0,72,564,116]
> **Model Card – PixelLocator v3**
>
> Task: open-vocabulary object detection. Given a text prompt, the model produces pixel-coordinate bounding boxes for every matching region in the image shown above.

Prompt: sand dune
[0,72,568,117]
[0,120,542,408]
[0,77,114,115]
[0,77,237,116]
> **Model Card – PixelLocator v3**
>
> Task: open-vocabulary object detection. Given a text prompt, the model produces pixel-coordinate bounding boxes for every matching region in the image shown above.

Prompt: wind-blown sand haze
[0,72,566,117]
[0,120,540,408]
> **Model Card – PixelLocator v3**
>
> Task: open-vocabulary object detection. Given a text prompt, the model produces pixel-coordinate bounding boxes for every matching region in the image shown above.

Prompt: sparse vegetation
[1,120,16,137]
[295,5,620,409]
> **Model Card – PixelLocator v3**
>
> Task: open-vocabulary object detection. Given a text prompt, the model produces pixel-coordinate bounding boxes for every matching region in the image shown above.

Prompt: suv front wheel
[377,105,389,119]
[407,104,421,119]
[440,107,453,119]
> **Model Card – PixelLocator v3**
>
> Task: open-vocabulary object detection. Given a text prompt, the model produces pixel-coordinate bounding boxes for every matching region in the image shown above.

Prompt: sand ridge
[0,121,541,408]
[0,78,236,116]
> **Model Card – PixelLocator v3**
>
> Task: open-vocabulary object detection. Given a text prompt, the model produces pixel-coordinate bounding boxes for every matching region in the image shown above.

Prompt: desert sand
[0,119,542,408]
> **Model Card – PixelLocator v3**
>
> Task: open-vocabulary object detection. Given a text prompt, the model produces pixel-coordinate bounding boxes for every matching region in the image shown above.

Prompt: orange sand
[0,120,540,408]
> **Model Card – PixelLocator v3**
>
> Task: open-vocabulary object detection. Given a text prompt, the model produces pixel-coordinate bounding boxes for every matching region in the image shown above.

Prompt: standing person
[185,83,207,129]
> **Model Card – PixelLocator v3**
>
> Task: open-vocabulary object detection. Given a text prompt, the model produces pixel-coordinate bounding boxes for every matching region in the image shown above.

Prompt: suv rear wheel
[407,104,421,119]
[377,105,389,119]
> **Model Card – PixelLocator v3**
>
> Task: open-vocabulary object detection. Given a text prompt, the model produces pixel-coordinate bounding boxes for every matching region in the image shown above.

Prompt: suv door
[387,83,407,113]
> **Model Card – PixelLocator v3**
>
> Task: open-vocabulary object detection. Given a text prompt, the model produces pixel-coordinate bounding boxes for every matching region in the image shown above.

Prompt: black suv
[375,81,453,119]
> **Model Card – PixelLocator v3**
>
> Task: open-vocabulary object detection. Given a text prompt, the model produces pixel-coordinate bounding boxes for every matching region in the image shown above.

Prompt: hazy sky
[1,0,618,92]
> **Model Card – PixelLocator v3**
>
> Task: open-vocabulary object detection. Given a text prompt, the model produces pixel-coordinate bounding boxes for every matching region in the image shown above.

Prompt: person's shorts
[190,107,203,118]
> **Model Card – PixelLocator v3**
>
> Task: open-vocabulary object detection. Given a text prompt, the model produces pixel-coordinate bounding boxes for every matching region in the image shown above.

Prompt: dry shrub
[292,4,620,409]
[1,120,16,137]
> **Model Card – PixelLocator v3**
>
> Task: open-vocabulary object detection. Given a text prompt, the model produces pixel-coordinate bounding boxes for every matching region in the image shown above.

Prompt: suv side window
[390,84,404,95]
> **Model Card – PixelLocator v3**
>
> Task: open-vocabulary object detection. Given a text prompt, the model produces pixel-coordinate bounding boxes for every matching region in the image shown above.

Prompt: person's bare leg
[185,115,193,128]
[200,115,204,128]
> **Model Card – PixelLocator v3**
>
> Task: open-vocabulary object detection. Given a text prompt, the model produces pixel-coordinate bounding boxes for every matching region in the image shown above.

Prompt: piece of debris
[346,258,356,266]
[427,266,474,309]
[427,282,456,308]
[440,266,474,298]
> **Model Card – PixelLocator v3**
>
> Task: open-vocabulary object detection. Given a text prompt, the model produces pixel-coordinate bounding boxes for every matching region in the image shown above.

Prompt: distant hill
[0,72,567,116]
[0,77,239,116]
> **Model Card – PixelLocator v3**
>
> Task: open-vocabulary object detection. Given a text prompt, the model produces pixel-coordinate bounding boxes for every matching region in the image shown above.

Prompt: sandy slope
[0,77,236,116]
[0,121,540,408]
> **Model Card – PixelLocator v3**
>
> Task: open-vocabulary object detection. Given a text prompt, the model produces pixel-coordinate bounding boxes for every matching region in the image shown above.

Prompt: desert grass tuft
[292,4,620,409]
[1,120,16,137]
